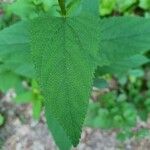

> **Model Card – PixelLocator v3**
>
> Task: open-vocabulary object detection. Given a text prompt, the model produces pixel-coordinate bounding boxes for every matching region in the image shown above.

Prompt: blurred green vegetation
[0,114,4,126]
[86,68,150,141]
[100,0,150,17]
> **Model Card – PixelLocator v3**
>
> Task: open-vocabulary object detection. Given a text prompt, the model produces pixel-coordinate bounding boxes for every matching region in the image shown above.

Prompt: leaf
[0,70,22,92]
[15,91,33,104]
[82,0,99,15]
[99,16,150,65]
[100,0,116,16]
[5,0,37,19]
[0,21,29,55]
[0,114,4,126]
[0,21,34,78]
[98,55,149,75]
[116,0,136,12]
[32,98,42,120]
[66,0,82,16]
[45,111,72,150]
[139,0,150,10]
[3,61,35,78]
[30,14,99,147]
[128,69,145,78]
[93,78,109,89]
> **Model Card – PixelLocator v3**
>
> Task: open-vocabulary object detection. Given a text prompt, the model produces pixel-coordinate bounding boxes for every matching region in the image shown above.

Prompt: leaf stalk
[58,0,66,16]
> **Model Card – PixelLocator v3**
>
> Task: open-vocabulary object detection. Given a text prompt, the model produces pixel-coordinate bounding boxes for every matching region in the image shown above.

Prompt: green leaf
[30,14,99,147]
[32,98,42,120]
[99,16,150,65]
[98,55,149,75]
[15,91,33,104]
[0,114,4,126]
[82,0,99,15]
[139,0,150,10]
[66,0,82,16]
[116,0,137,12]
[46,113,72,150]
[117,130,132,141]
[0,21,29,55]
[93,78,109,89]
[100,0,116,16]
[128,69,145,78]
[0,71,22,92]
[0,21,34,78]
[5,0,36,19]
[135,128,150,139]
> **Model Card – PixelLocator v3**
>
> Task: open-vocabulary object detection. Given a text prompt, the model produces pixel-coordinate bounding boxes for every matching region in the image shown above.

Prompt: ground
[1,90,150,150]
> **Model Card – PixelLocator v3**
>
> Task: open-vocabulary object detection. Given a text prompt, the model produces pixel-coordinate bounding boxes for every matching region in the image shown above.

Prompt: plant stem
[58,0,66,16]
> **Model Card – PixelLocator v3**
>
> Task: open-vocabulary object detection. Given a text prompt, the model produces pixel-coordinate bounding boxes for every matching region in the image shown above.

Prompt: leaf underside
[30,14,99,147]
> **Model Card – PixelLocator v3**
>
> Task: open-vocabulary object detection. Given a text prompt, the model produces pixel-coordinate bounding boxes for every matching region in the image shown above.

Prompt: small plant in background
[0,114,4,126]
[86,91,138,140]
[121,69,150,122]
[14,80,43,120]
[86,67,150,141]
[99,0,150,17]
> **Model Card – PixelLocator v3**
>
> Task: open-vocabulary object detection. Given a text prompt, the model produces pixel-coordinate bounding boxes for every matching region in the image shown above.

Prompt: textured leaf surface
[30,14,99,147]
[45,113,72,150]
[99,16,150,65]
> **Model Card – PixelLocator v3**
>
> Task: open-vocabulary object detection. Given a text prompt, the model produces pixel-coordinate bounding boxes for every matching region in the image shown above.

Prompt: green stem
[58,0,66,16]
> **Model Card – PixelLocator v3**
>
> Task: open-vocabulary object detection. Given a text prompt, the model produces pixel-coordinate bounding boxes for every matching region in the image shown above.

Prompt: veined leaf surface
[30,14,99,147]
